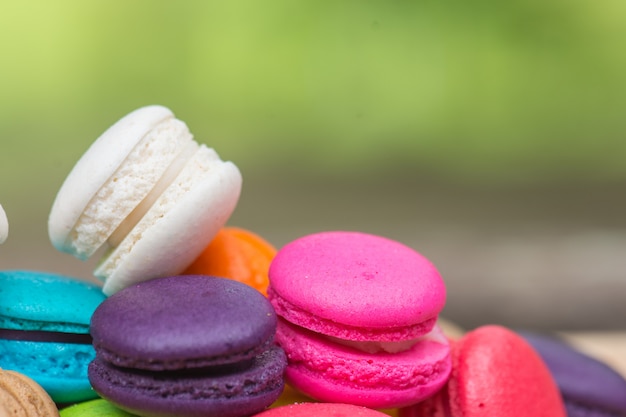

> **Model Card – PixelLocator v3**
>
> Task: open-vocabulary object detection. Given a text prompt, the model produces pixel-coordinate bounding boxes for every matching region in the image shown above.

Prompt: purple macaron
[88,275,287,417]
[520,331,626,417]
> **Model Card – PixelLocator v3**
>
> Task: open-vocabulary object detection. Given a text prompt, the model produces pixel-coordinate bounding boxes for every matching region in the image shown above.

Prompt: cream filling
[324,325,447,354]
[94,145,224,291]
[68,118,194,259]
[106,140,199,248]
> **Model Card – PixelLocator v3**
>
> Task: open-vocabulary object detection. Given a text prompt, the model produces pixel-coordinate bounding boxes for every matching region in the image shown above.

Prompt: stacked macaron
[87,275,287,417]
[48,105,242,295]
[0,270,106,403]
[266,231,451,409]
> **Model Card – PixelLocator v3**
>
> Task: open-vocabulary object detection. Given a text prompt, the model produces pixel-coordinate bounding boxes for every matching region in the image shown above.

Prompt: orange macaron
[183,227,276,295]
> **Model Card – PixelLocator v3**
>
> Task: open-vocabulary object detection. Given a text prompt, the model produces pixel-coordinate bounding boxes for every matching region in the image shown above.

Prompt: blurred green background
[1,1,625,330]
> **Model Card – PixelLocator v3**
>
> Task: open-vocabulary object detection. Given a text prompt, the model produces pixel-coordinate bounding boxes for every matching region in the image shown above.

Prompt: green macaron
[60,398,137,417]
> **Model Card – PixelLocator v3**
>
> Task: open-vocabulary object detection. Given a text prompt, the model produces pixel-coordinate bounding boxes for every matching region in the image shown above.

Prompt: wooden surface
[561,332,626,378]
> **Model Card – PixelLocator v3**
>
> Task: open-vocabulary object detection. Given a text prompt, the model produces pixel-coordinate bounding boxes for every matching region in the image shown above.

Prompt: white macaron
[0,204,8,244]
[48,105,242,295]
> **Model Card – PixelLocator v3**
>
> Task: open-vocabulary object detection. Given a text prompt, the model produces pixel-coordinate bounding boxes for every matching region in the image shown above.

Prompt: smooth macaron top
[90,275,278,370]
[521,331,626,416]
[268,231,445,341]
[0,270,106,333]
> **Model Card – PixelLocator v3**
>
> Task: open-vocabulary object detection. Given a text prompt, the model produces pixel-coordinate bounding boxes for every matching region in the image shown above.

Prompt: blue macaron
[0,270,107,403]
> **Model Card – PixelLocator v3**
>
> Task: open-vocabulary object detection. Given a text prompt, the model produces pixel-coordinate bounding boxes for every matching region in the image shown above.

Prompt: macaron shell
[399,325,566,417]
[269,384,398,416]
[520,331,626,417]
[89,346,287,417]
[255,402,391,417]
[0,203,8,244]
[59,399,136,417]
[95,150,242,295]
[0,370,59,417]
[0,341,97,403]
[268,231,445,341]
[0,270,106,332]
[90,275,277,370]
[269,383,315,409]
[49,105,173,254]
[276,319,451,409]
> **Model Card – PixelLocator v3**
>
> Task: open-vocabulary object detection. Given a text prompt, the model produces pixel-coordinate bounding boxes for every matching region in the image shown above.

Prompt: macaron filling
[93,335,275,372]
[0,328,92,345]
[324,325,450,354]
[94,145,240,295]
[66,116,194,259]
[106,139,199,248]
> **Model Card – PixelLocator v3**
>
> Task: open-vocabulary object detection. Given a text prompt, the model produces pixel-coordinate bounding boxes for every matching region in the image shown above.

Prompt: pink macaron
[267,231,451,409]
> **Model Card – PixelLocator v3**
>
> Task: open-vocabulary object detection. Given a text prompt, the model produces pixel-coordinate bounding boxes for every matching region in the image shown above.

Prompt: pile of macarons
[2,105,626,417]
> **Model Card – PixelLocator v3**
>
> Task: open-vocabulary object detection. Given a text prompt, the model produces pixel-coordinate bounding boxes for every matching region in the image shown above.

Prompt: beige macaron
[0,370,59,417]
[48,105,242,295]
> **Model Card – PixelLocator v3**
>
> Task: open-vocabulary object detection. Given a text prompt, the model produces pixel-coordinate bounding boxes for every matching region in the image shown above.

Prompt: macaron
[183,226,277,295]
[269,384,399,417]
[0,369,59,417]
[48,105,242,295]
[399,325,567,417]
[59,399,136,417]
[267,231,451,409]
[0,270,106,403]
[0,203,8,244]
[88,275,287,417]
[520,331,626,417]
[255,402,391,417]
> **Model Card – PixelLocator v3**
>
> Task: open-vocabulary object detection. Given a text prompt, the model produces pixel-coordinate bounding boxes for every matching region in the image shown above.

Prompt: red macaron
[399,325,567,417]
